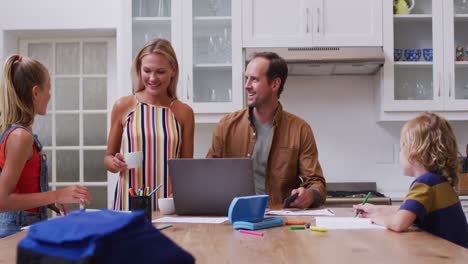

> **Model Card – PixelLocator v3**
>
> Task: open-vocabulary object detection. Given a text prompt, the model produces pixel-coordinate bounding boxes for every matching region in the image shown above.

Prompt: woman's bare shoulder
[170,100,194,123]
[112,95,137,114]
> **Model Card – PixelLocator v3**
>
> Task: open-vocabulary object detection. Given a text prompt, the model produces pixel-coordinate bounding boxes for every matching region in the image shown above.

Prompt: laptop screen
[168,158,255,216]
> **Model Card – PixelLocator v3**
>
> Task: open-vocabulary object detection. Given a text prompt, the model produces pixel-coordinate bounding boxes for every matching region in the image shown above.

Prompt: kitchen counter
[384,192,468,202]
[324,197,391,207]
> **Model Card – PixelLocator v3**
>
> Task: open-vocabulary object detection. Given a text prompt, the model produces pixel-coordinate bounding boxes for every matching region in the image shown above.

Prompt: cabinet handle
[306,8,310,33]
[317,8,320,34]
[448,73,452,98]
[186,75,190,100]
[438,72,441,97]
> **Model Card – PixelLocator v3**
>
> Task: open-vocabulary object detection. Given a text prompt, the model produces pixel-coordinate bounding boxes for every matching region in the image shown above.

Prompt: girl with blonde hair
[0,54,91,238]
[354,112,467,248]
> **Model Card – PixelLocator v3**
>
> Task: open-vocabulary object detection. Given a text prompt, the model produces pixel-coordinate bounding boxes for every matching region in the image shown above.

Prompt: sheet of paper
[153,216,228,224]
[315,217,386,230]
[265,208,335,216]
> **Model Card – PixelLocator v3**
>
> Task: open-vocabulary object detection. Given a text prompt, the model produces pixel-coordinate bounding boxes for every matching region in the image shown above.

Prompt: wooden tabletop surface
[1,208,467,264]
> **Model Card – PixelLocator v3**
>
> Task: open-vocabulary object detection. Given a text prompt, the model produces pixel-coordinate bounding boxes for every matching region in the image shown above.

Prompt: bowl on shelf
[394,48,403,61]
[404,49,421,61]
[423,48,433,61]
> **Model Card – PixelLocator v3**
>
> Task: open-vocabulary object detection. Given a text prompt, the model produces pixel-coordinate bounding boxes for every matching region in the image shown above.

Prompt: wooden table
[1,208,467,263]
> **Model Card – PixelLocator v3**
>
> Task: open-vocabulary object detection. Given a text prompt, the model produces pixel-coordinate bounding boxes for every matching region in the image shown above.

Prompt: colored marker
[129,188,136,197]
[285,220,307,226]
[290,226,306,230]
[310,226,328,232]
[157,224,172,230]
[148,184,163,197]
[146,186,150,196]
[239,230,264,237]
[355,191,372,217]
[79,198,85,211]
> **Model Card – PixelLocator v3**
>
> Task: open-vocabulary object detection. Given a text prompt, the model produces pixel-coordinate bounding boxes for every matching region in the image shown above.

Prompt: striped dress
[113,100,181,211]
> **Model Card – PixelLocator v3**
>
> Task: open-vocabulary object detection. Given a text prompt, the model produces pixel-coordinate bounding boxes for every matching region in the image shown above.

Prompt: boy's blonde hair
[132,38,179,99]
[400,112,460,186]
[0,54,49,134]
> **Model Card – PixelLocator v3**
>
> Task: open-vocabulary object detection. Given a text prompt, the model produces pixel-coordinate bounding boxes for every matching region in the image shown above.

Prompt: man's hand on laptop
[289,187,313,209]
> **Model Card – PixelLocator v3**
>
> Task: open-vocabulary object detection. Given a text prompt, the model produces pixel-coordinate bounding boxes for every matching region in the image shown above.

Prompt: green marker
[290,226,306,230]
[355,191,372,218]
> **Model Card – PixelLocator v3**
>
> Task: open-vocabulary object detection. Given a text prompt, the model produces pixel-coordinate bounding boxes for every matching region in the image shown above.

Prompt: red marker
[239,230,264,237]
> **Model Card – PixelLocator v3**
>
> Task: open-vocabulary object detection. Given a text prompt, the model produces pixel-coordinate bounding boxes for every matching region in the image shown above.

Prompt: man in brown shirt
[207,52,326,208]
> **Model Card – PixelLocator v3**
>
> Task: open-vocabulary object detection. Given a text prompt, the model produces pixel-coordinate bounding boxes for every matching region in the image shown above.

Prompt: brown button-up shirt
[207,103,326,207]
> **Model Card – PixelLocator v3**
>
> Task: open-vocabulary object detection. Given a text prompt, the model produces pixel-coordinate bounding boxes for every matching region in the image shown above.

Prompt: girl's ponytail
[0,54,48,133]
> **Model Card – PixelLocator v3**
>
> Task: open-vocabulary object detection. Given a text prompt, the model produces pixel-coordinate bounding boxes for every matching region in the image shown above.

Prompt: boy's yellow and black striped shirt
[400,172,468,248]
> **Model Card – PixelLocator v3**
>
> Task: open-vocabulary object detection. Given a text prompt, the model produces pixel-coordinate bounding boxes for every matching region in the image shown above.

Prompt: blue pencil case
[228,195,283,230]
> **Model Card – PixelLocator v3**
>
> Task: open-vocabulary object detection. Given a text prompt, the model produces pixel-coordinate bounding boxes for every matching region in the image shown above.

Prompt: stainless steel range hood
[245,47,385,76]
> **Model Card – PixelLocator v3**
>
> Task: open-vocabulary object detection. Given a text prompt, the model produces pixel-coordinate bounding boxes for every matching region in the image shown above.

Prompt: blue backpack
[17,210,194,263]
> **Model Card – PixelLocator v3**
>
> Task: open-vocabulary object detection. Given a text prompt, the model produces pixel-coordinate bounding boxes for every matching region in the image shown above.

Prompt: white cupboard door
[312,0,382,46]
[185,0,243,114]
[242,0,313,47]
[443,0,468,110]
[383,0,443,112]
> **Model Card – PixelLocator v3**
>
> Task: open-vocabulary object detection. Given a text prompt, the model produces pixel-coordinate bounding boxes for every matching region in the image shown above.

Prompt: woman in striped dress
[104,39,194,211]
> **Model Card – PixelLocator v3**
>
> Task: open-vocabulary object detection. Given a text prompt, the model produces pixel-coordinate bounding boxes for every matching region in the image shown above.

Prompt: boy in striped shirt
[354,112,468,248]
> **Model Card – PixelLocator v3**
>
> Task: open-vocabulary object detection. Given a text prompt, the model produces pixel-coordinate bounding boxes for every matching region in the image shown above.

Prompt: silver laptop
[168,158,255,216]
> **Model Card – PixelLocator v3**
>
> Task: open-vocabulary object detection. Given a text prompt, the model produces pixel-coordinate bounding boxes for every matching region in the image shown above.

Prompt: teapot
[394,0,415,14]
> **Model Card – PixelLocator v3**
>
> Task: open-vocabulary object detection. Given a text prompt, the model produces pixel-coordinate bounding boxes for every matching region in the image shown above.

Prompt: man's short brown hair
[250,52,288,98]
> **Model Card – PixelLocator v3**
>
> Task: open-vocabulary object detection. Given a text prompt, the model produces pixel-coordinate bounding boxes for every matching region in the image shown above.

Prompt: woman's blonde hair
[132,38,179,99]
[0,54,49,134]
[400,112,461,186]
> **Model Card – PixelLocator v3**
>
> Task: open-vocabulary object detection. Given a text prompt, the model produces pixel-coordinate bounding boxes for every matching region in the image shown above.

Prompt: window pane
[55,78,79,110]
[193,0,231,16]
[56,114,79,146]
[56,150,79,182]
[83,42,107,74]
[83,78,107,110]
[32,114,52,146]
[84,150,107,182]
[56,42,80,74]
[87,186,107,209]
[28,43,53,70]
[84,114,107,145]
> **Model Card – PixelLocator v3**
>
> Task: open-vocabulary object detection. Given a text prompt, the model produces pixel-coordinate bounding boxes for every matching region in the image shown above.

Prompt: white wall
[194,75,468,197]
[0,0,130,98]
[0,0,119,30]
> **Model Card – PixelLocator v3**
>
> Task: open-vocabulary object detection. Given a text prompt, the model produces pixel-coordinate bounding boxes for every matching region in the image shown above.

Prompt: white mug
[158,198,175,215]
[124,151,143,169]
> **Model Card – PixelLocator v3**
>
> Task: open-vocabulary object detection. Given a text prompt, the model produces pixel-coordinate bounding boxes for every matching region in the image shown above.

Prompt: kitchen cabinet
[378,0,468,120]
[129,0,243,121]
[242,0,383,47]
